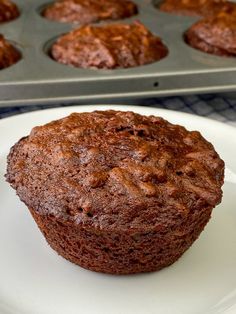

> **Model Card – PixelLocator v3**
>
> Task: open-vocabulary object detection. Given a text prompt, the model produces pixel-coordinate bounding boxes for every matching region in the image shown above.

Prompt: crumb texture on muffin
[0,34,21,69]
[42,0,138,24]
[6,110,224,274]
[0,0,19,22]
[185,12,236,57]
[159,0,236,17]
[51,21,168,69]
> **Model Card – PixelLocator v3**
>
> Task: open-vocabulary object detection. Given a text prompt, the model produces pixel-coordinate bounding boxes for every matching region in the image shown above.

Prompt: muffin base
[29,206,212,275]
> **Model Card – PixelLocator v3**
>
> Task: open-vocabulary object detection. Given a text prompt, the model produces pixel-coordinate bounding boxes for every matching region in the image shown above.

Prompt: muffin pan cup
[1,0,236,107]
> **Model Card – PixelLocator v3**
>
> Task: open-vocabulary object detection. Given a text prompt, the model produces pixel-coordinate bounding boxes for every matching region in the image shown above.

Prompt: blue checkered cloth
[0,94,236,127]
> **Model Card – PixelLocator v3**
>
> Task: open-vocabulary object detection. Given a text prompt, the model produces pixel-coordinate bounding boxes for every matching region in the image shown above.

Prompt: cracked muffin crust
[0,0,19,23]
[0,34,21,69]
[51,21,168,69]
[42,0,138,24]
[159,0,236,17]
[185,12,236,57]
[6,110,224,274]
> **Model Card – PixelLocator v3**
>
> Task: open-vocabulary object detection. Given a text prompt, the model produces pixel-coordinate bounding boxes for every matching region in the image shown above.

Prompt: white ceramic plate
[0,105,236,314]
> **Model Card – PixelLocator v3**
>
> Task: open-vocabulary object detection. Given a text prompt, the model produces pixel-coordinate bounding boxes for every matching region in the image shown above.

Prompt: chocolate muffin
[50,21,168,69]
[6,110,224,275]
[42,0,138,24]
[159,0,236,17]
[0,34,21,69]
[0,0,19,23]
[185,12,236,57]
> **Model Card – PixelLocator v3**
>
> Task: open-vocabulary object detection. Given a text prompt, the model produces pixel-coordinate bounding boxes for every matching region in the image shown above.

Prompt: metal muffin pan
[1,0,236,107]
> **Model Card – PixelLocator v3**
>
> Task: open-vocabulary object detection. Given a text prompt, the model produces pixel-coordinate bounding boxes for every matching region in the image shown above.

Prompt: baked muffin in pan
[0,34,21,69]
[50,21,168,69]
[185,12,236,57]
[42,0,138,24]
[6,110,225,274]
[159,0,236,17]
[0,0,19,23]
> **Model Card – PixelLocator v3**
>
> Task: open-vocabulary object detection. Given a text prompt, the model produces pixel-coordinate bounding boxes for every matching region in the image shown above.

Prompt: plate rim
[1,104,236,314]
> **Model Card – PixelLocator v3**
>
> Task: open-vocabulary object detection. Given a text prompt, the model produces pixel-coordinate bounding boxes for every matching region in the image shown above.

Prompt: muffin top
[6,111,224,232]
[43,0,138,24]
[0,0,19,23]
[159,0,236,17]
[0,34,21,69]
[186,12,236,56]
[51,21,168,69]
